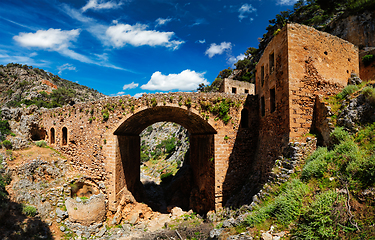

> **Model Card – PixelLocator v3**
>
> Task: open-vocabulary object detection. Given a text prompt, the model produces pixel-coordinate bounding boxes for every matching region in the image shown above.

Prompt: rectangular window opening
[232,87,237,93]
[245,89,249,94]
[269,52,275,74]
[270,88,276,113]
[261,96,265,117]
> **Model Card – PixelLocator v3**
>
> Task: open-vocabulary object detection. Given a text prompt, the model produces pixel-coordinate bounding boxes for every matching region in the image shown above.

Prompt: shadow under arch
[113,106,217,213]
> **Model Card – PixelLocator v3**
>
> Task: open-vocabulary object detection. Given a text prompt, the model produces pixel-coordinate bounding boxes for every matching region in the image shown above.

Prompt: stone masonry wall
[254,24,291,185]
[287,23,359,139]
[219,79,255,95]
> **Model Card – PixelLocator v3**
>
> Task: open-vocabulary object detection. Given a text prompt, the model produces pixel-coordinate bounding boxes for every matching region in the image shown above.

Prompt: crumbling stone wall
[40,93,249,212]
[219,78,255,95]
[287,23,358,139]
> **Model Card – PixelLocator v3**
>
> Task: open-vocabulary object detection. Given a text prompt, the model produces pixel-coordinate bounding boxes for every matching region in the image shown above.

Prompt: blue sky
[0,0,298,97]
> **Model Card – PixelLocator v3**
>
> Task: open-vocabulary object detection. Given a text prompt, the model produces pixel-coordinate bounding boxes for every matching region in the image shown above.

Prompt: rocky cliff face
[327,10,375,50]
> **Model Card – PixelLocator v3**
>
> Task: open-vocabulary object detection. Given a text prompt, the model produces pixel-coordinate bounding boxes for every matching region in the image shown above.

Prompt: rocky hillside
[0,63,105,108]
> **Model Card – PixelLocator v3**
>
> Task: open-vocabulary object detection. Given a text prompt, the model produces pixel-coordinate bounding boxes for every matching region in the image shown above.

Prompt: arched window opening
[50,128,55,144]
[62,127,68,145]
[241,109,249,128]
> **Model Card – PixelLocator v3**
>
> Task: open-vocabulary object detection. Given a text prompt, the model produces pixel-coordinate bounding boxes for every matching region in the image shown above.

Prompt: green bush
[337,85,358,100]
[362,86,375,107]
[329,127,351,147]
[0,120,11,141]
[355,122,375,152]
[2,140,12,149]
[294,190,345,240]
[333,139,359,155]
[35,140,47,147]
[245,179,309,227]
[362,54,375,66]
[347,154,375,186]
[156,138,177,154]
[140,152,150,163]
[22,205,37,217]
[301,151,330,180]
[102,109,109,121]
[305,147,329,164]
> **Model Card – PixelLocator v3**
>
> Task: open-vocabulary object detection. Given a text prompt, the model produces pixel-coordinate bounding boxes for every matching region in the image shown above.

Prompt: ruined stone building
[218,78,254,95]
[255,23,358,139]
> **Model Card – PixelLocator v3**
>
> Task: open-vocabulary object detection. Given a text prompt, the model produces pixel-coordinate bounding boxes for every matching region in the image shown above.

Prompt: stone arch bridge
[40,92,258,213]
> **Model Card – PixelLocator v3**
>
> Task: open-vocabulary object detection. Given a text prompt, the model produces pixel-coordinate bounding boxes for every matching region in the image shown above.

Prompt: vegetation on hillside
[200,0,375,92]
[223,84,375,239]
[0,63,104,108]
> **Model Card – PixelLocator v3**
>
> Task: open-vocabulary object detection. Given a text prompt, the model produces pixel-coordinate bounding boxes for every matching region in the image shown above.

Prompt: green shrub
[0,120,11,141]
[333,139,359,156]
[305,147,329,164]
[355,122,375,151]
[22,205,37,217]
[347,154,375,186]
[362,86,375,106]
[245,179,309,227]
[140,152,150,163]
[337,85,358,100]
[102,109,109,121]
[362,54,375,66]
[35,140,47,148]
[301,153,329,180]
[329,127,351,147]
[294,190,346,240]
[2,140,12,149]
[271,179,310,224]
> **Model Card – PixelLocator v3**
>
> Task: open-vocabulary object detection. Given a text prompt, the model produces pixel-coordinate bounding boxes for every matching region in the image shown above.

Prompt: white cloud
[110,91,128,96]
[205,42,232,58]
[238,3,256,21]
[13,27,130,71]
[81,0,123,12]
[141,70,208,91]
[196,39,206,44]
[277,0,299,5]
[134,92,146,98]
[155,17,172,27]
[106,23,184,50]
[13,28,80,50]
[123,82,139,90]
[227,53,246,65]
[58,63,76,75]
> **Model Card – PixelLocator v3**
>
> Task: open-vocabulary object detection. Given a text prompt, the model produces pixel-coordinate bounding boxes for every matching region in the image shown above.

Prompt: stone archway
[111,106,217,213]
